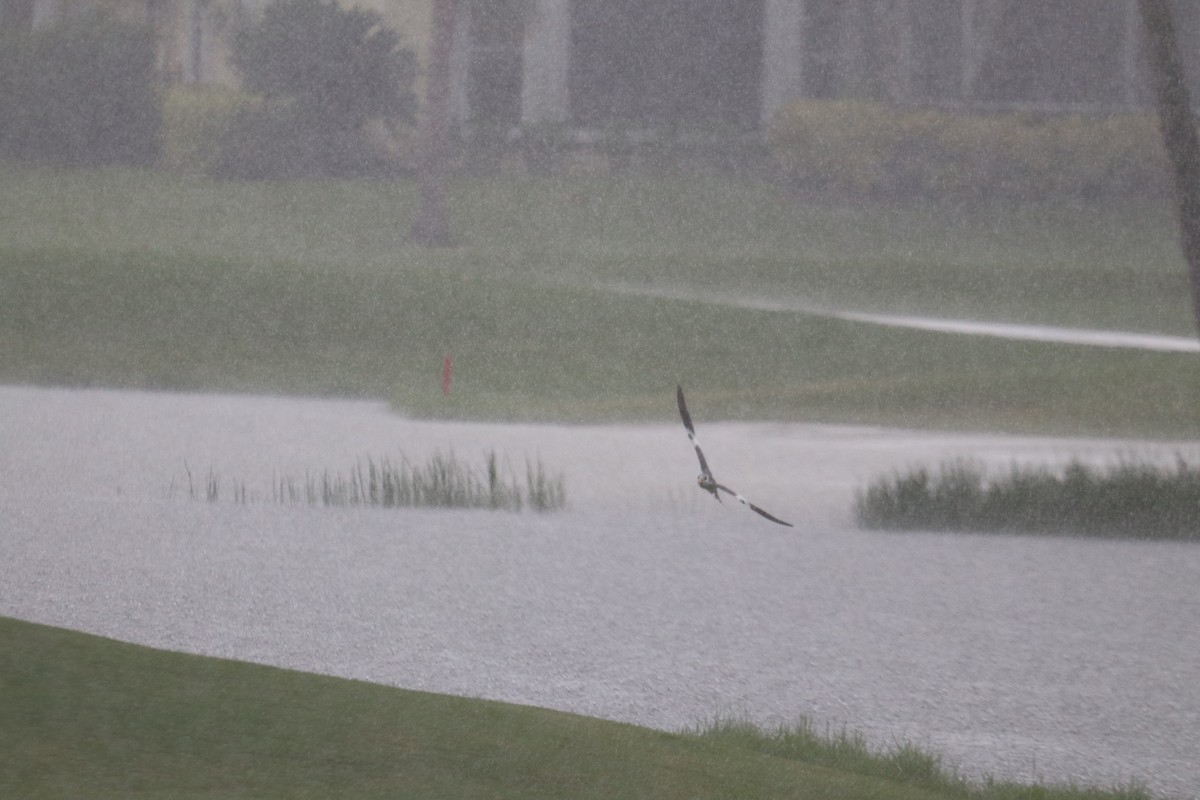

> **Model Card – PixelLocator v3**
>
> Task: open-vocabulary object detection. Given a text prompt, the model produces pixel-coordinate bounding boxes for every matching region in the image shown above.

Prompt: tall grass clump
[690,717,1155,800]
[856,456,1200,539]
[691,717,955,794]
[188,449,565,513]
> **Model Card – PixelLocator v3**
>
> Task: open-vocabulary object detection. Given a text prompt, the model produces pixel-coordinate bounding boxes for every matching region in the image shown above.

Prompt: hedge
[768,100,1171,201]
[160,85,261,175]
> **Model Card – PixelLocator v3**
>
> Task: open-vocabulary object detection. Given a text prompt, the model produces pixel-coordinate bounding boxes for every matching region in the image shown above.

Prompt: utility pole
[411,0,458,247]
[1139,0,1200,334]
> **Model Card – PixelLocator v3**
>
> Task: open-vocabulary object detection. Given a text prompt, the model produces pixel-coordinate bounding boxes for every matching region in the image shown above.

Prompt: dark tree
[1139,0,1200,335]
[0,11,160,166]
[225,0,415,178]
[234,0,415,129]
[411,0,457,246]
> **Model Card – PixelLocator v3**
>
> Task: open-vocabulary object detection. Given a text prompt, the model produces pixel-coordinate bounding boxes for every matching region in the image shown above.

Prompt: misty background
[3,2,1200,799]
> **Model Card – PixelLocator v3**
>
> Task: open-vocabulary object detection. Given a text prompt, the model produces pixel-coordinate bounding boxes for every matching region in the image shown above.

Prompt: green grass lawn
[0,166,1180,797]
[0,616,1151,800]
[2,163,1199,435]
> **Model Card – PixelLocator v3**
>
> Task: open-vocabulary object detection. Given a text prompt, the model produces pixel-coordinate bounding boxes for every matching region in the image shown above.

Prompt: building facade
[4,0,1199,132]
[519,0,1200,131]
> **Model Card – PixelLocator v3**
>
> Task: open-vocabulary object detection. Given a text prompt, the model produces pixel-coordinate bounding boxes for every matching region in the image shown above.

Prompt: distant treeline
[769,100,1172,202]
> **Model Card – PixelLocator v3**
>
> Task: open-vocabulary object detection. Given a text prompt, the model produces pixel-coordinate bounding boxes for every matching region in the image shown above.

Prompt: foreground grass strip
[855,456,1200,539]
[0,616,949,800]
[184,450,565,512]
[692,718,1154,800]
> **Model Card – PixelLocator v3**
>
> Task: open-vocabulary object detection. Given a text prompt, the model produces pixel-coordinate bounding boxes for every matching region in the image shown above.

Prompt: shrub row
[159,86,261,175]
[180,96,407,181]
[769,100,1171,201]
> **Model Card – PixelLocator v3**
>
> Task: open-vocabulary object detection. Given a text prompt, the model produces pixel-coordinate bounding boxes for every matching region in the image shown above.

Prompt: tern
[676,385,793,527]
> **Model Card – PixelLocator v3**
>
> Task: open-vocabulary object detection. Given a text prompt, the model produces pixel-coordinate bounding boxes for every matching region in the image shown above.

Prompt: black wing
[676,384,714,481]
[714,482,794,527]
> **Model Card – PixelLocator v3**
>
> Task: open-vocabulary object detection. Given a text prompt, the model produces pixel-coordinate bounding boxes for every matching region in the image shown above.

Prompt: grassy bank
[2,166,1199,435]
[0,616,1153,800]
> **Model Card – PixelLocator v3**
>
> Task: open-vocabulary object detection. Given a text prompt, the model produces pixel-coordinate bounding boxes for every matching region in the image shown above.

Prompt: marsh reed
[185,449,565,513]
[856,456,1200,540]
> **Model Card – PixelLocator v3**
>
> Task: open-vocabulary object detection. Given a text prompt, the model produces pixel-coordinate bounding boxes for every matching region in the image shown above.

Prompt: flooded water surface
[2,385,1197,798]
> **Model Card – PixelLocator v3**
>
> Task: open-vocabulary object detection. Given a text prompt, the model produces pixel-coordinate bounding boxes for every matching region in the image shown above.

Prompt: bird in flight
[676,385,793,527]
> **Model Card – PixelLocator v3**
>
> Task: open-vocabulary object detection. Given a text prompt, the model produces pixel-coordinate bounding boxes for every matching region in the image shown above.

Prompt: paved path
[600,282,1200,353]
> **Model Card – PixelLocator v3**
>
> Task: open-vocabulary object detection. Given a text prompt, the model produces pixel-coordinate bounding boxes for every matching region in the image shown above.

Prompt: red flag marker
[442,354,452,397]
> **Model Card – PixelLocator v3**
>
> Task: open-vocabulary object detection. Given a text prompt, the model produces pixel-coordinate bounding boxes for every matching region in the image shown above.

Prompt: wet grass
[0,615,1155,800]
[184,450,565,512]
[856,455,1200,539]
[693,718,1154,800]
[1,164,1199,435]
[3,246,1200,436]
[0,164,1184,333]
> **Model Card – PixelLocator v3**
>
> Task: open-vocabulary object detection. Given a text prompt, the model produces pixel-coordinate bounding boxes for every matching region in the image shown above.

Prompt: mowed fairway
[2,165,1198,435]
